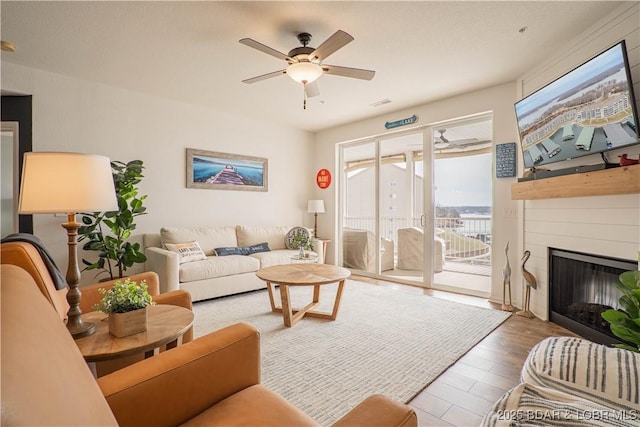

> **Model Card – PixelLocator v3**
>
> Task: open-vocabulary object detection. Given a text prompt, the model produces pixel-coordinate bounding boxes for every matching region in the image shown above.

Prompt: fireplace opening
[549,248,637,346]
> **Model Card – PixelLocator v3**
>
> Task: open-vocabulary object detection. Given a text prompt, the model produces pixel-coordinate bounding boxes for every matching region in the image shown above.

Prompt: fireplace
[548,248,636,345]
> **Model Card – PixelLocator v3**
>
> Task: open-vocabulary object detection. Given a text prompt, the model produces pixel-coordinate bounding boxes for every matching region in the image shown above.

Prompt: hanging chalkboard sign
[496,142,517,178]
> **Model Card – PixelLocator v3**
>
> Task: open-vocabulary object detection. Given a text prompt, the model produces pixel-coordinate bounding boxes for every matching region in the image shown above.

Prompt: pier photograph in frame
[186,148,268,192]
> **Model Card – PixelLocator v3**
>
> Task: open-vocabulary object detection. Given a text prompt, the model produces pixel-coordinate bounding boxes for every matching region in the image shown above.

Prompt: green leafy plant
[79,160,147,280]
[290,230,313,251]
[601,270,640,352]
[93,278,155,314]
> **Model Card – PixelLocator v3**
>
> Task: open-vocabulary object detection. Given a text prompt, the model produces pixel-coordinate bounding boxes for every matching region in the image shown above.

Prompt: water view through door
[340,116,493,297]
[432,118,493,297]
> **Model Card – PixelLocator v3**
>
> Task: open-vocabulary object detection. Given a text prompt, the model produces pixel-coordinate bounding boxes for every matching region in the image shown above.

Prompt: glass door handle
[420,214,425,228]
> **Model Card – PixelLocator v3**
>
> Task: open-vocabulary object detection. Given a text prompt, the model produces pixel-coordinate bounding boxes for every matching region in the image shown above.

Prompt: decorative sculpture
[516,250,537,318]
[619,153,639,166]
[501,242,514,311]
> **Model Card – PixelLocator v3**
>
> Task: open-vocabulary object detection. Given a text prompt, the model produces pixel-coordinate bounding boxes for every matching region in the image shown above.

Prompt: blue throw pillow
[215,242,270,256]
[214,247,246,256]
[246,242,270,254]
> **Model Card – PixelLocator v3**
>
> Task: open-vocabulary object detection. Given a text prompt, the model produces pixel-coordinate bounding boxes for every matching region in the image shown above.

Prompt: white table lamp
[18,152,118,338]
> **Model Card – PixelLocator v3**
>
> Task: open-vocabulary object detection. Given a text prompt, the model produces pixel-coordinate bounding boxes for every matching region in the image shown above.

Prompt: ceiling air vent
[370,98,391,107]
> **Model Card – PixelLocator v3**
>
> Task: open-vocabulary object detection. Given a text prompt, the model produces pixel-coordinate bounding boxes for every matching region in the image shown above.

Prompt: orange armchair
[2,264,417,427]
[1,241,193,374]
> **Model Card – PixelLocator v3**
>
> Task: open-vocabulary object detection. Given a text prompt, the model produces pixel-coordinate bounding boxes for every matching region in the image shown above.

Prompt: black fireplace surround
[549,248,637,346]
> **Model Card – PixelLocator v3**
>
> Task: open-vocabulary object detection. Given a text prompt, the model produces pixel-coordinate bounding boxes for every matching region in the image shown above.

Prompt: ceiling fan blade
[239,38,294,62]
[322,64,375,80]
[242,69,286,84]
[309,30,354,62]
[448,138,481,147]
[305,81,320,98]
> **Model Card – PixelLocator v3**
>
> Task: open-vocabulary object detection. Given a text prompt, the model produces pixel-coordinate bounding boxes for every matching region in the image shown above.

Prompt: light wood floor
[353,275,578,427]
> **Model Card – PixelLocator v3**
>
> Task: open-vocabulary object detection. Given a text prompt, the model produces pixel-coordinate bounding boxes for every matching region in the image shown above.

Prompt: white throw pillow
[164,240,208,264]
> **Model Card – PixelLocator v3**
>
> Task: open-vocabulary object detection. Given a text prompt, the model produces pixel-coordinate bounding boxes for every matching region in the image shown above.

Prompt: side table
[75,305,194,363]
[314,238,332,264]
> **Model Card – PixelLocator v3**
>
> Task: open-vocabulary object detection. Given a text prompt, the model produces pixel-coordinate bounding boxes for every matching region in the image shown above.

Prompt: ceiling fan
[433,129,484,150]
[239,30,375,109]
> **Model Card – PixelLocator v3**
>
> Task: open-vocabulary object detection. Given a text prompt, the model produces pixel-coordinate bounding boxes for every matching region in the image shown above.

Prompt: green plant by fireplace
[78,160,147,280]
[601,270,640,352]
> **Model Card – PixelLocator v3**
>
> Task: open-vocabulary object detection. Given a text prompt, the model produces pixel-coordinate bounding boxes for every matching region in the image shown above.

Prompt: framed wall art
[186,148,268,192]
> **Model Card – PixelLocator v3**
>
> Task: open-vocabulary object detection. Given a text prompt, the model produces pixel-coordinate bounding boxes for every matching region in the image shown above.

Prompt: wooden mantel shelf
[511,164,640,200]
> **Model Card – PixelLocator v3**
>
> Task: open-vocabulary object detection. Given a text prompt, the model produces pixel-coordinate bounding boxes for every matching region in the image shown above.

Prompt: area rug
[192,280,510,425]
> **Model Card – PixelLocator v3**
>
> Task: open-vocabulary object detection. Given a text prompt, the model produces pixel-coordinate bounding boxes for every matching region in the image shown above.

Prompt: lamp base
[68,321,96,339]
[62,213,95,340]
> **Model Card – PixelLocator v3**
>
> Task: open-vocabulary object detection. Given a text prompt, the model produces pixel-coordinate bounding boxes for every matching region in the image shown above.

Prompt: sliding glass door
[341,142,380,274]
[379,133,426,284]
[431,116,493,297]
[339,114,493,295]
[340,130,433,286]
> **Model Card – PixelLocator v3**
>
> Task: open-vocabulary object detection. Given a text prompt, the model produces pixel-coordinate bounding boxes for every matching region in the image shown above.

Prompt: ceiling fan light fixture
[287,62,323,84]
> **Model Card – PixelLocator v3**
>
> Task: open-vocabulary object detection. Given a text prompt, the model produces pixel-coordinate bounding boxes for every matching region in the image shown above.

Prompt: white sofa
[143,225,316,302]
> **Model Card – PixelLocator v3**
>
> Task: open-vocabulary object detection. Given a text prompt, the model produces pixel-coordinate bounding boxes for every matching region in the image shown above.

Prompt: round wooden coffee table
[75,305,194,362]
[256,263,351,327]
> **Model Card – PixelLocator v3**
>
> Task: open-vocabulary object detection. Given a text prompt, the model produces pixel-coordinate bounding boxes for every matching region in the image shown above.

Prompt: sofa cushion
[164,241,208,264]
[249,250,312,268]
[179,256,260,283]
[481,382,634,427]
[161,227,237,256]
[236,225,293,250]
[522,336,640,408]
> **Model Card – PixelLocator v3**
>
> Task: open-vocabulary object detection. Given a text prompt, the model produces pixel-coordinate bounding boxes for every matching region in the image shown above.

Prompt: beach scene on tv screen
[515,43,638,169]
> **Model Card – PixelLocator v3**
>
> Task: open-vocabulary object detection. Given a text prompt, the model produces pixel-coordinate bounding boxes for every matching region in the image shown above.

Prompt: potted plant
[79,160,148,280]
[291,230,313,258]
[601,270,640,352]
[93,278,155,337]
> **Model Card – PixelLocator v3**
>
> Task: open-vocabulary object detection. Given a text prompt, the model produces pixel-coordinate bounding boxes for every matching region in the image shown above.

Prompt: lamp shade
[18,152,118,214]
[287,62,323,84]
[307,199,325,214]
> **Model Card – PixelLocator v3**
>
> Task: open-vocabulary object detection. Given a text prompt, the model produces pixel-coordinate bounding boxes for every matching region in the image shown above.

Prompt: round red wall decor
[316,169,332,189]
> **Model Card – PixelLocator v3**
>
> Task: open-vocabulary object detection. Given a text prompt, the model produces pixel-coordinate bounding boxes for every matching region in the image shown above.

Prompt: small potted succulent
[93,278,155,337]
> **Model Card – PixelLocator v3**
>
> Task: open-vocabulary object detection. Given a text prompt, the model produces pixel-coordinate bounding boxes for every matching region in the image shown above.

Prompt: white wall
[2,62,315,283]
[517,2,640,319]
[313,81,519,304]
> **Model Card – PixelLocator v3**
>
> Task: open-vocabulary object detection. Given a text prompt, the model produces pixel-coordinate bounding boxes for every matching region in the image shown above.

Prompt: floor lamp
[307,200,325,238]
[18,152,118,339]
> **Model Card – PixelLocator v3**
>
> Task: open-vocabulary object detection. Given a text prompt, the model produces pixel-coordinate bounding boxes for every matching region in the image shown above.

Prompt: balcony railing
[343,216,492,271]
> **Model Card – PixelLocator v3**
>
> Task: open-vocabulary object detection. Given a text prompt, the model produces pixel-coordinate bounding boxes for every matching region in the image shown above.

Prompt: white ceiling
[0,1,623,133]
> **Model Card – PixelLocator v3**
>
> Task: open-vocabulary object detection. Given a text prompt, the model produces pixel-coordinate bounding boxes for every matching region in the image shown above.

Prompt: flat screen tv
[515,41,639,170]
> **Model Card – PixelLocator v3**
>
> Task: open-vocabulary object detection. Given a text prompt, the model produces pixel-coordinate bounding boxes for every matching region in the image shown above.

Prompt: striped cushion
[482,382,640,427]
[522,337,640,408]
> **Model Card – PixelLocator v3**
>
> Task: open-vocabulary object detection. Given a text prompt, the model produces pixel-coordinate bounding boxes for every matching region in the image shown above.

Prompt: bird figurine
[619,154,639,166]
[502,242,514,312]
[516,250,536,318]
